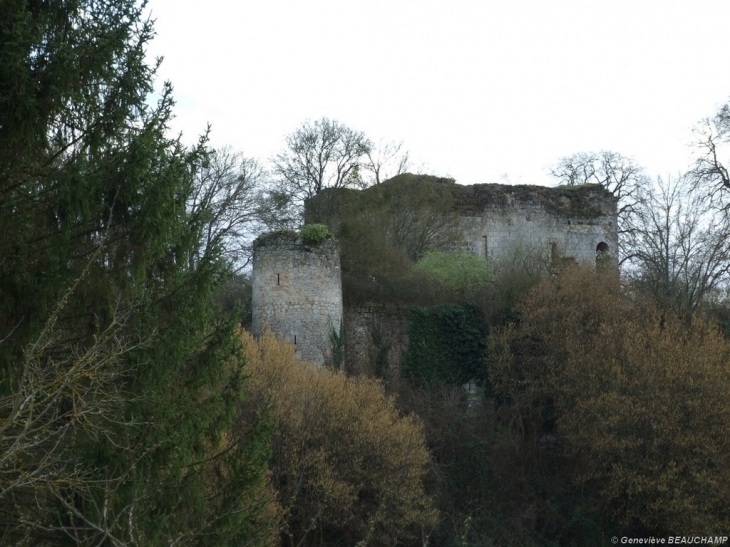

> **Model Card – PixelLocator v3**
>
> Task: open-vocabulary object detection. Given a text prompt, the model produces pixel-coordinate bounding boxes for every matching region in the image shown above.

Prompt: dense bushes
[488,266,730,535]
[397,382,604,547]
[308,175,466,306]
[394,265,730,545]
[240,331,438,547]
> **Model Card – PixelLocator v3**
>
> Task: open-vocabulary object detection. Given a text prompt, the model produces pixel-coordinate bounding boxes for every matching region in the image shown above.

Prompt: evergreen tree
[0,1,273,544]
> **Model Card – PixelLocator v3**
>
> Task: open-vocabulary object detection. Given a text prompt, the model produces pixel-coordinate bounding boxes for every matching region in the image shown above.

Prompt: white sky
[144,1,730,186]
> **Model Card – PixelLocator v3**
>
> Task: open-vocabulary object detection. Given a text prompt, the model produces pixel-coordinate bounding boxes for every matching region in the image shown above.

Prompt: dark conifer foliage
[0,1,273,544]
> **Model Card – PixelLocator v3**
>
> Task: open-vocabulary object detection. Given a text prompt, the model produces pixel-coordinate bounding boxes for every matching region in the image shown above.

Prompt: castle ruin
[252,177,618,369]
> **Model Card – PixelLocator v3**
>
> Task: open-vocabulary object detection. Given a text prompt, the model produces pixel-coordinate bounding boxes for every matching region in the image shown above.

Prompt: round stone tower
[252,231,343,367]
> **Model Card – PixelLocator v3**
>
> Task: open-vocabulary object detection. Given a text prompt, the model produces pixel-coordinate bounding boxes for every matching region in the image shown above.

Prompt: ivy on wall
[403,303,487,386]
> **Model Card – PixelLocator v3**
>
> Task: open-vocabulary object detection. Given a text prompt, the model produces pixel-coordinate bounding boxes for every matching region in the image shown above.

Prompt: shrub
[415,250,493,296]
[488,265,730,535]
[300,223,331,244]
[240,330,438,547]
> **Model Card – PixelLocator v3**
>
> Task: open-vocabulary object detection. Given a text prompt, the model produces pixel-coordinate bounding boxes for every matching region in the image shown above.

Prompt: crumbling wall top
[450,182,616,218]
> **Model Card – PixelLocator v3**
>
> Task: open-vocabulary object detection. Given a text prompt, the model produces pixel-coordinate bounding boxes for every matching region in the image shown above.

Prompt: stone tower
[252,231,343,366]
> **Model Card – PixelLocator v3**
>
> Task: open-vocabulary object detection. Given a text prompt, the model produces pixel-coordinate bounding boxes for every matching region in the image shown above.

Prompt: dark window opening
[483,235,488,258]
[294,335,297,344]
[596,242,610,265]
[277,273,280,285]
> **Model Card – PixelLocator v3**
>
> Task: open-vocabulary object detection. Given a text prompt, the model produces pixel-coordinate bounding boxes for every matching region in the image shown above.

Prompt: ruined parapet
[252,231,343,367]
[306,176,620,270]
[452,183,619,268]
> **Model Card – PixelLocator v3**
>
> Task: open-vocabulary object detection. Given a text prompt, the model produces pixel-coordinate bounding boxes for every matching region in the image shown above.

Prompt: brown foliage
[240,330,438,547]
[489,266,730,534]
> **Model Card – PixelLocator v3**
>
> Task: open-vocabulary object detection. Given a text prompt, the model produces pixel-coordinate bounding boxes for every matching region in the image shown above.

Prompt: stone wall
[453,184,618,266]
[252,232,343,367]
[257,180,619,371]
[343,306,409,383]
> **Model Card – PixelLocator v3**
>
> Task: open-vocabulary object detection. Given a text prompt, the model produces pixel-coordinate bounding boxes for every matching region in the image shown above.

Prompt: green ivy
[403,303,487,386]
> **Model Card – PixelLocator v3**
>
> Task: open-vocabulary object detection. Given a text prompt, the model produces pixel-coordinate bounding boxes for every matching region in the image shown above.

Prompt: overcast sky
[144,1,730,187]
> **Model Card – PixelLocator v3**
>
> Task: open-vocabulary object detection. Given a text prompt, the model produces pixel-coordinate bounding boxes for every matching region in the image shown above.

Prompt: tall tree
[363,139,410,185]
[189,145,265,271]
[489,266,730,535]
[689,100,730,210]
[627,175,730,316]
[265,117,372,228]
[0,1,273,544]
[551,150,647,264]
[241,330,438,547]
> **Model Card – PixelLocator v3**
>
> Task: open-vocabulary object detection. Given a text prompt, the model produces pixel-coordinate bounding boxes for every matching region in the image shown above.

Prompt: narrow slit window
[294,335,297,344]
[277,273,280,285]
[483,235,488,258]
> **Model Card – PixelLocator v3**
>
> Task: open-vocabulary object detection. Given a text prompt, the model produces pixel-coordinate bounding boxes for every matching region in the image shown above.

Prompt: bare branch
[625,175,730,315]
[267,118,373,227]
[188,146,266,271]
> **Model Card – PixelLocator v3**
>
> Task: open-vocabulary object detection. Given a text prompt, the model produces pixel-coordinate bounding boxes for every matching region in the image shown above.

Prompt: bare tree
[384,181,462,261]
[189,146,266,270]
[0,253,147,546]
[689,102,730,210]
[363,139,410,185]
[626,175,730,316]
[550,151,644,197]
[551,151,648,264]
[266,118,372,227]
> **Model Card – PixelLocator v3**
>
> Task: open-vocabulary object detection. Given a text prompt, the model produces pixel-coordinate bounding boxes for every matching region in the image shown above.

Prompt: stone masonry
[256,178,619,373]
[343,306,409,381]
[452,183,618,267]
[252,232,343,367]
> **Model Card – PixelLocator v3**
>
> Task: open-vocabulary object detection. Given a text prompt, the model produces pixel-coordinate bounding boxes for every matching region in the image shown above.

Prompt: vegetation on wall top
[253,225,334,249]
[307,173,615,225]
[451,181,613,218]
[300,223,332,244]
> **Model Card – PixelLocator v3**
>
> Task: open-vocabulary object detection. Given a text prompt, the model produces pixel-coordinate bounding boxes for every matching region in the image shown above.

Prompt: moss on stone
[450,182,613,218]
[253,230,299,248]
[306,174,615,221]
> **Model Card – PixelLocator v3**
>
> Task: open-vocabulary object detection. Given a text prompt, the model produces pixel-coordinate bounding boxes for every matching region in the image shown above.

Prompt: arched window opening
[596,241,610,266]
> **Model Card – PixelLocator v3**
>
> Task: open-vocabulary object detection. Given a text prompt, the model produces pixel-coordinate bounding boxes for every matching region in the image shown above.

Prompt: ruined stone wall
[343,306,409,383]
[252,232,343,367]
[454,184,618,266]
[258,181,619,371]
